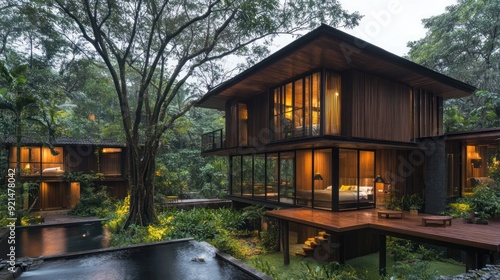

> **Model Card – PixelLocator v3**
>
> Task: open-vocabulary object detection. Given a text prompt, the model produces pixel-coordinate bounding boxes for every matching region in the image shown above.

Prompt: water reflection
[20,241,255,280]
[15,222,109,257]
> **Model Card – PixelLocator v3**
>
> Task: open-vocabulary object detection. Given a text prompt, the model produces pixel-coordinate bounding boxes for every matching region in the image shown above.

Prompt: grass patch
[244,251,465,279]
[347,252,465,279]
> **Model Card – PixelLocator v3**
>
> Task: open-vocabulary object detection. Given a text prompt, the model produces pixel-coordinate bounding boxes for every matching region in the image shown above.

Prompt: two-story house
[196,24,476,216]
[5,137,128,210]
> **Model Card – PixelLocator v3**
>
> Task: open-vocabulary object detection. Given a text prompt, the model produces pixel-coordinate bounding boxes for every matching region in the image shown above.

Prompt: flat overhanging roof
[197,24,476,110]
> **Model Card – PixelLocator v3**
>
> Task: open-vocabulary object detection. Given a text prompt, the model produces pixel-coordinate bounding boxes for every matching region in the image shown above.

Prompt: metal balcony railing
[201,129,223,152]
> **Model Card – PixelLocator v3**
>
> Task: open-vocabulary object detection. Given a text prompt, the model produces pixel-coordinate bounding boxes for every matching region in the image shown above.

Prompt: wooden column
[281,220,290,265]
[379,234,386,276]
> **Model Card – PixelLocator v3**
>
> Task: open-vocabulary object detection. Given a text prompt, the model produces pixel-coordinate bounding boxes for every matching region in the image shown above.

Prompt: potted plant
[402,194,423,215]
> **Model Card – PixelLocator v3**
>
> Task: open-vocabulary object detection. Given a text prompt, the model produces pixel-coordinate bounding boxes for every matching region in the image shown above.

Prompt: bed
[42,167,64,175]
[296,185,373,207]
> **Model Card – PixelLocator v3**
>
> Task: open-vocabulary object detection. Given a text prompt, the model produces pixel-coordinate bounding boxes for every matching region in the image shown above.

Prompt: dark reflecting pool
[12,221,109,257]
[19,240,257,280]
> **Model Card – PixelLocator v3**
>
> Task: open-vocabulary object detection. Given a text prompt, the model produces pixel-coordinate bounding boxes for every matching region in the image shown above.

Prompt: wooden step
[304,240,318,247]
[302,246,314,252]
[318,231,330,238]
[295,251,307,257]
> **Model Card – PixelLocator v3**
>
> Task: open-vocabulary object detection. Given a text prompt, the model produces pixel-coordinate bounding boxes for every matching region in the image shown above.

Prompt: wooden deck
[266,208,500,274]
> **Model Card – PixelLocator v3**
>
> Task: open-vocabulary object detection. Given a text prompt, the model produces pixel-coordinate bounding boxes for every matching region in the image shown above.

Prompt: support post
[339,235,345,264]
[281,220,290,265]
[379,234,386,276]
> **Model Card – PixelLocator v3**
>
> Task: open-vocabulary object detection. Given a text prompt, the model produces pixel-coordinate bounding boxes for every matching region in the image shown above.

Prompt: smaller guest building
[4,137,128,211]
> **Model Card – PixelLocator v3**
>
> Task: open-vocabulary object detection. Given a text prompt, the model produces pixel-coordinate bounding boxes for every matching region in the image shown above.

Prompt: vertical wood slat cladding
[376,149,423,196]
[346,71,412,142]
[225,100,239,147]
[225,93,270,148]
[248,92,270,146]
[412,88,443,138]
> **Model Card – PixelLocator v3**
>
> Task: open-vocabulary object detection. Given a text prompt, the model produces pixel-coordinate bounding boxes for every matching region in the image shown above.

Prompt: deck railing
[201,129,223,152]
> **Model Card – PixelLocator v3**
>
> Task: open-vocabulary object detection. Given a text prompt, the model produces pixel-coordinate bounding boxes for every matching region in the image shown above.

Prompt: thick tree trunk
[123,143,159,228]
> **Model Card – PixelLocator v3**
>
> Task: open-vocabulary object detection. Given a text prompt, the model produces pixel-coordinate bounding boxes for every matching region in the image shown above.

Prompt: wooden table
[377,210,403,219]
[422,216,452,227]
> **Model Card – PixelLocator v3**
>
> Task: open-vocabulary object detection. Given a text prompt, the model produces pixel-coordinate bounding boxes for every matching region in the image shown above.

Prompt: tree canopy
[25,0,362,227]
[407,0,500,131]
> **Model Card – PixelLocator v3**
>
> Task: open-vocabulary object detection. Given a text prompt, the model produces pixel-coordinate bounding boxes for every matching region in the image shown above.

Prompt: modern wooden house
[197,24,476,215]
[4,137,128,210]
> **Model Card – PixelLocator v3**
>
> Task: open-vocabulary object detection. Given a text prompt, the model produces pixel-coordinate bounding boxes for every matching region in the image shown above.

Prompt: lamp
[314,173,323,181]
[471,159,482,168]
[374,175,384,183]
[314,173,323,190]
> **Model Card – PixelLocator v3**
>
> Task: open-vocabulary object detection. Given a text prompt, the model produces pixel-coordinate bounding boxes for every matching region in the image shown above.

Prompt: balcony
[201,129,224,152]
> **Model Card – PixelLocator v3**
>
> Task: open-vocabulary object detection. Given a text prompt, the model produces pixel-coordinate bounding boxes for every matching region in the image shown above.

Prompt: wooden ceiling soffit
[196,24,476,110]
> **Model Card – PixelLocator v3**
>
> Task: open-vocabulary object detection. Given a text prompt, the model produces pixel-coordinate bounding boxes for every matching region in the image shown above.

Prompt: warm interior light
[88,114,96,121]
[102,148,122,153]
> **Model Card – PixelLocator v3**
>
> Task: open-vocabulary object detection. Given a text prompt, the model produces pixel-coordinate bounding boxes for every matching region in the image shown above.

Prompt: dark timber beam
[281,220,290,265]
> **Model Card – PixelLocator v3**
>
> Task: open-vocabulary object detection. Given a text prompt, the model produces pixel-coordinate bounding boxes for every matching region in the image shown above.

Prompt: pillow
[359,186,374,195]
[325,186,332,190]
[350,186,358,191]
[340,185,351,191]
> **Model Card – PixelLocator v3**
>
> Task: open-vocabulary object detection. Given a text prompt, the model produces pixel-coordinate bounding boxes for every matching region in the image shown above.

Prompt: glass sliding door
[266,153,279,201]
[296,150,312,206]
[254,154,266,199]
[339,149,375,209]
[359,151,375,205]
[339,149,359,209]
[279,152,295,204]
[231,156,241,196]
[314,149,332,210]
[242,155,253,197]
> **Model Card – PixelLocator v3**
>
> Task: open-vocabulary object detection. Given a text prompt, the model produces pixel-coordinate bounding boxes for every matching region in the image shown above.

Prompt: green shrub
[293,262,362,280]
[261,216,279,252]
[68,186,116,218]
[105,195,130,233]
[251,258,279,279]
[387,237,415,261]
[21,214,44,226]
[389,260,438,280]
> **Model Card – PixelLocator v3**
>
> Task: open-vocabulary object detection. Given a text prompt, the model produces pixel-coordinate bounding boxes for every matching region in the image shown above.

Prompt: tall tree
[41,0,361,227]
[407,0,500,131]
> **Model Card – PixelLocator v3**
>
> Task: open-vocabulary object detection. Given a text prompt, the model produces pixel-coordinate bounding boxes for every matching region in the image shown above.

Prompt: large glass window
[339,149,375,209]
[266,153,279,201]
[324,71,341,135]
[279,152,295,204]
[9,147,64,177]
[242,155,253,197]
[273,72,321,141]
[254,154,266,199]
[228,149,373,210]
[296,150,312,206]
[314,149,332,210]
[231,156,241,196]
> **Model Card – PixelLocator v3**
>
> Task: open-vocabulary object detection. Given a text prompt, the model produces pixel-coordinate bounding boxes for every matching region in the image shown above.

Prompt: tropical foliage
[407,0,500,132]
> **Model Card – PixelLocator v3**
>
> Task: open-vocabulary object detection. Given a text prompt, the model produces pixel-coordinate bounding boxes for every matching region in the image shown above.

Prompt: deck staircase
[295,231,332,258]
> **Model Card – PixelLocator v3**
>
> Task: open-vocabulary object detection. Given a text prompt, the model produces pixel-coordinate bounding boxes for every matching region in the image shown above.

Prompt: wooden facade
[196,25,476,259]
[5,139,128,210]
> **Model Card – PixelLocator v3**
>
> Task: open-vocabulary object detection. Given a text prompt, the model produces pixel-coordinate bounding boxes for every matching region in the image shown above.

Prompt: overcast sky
[336,0,457,56]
